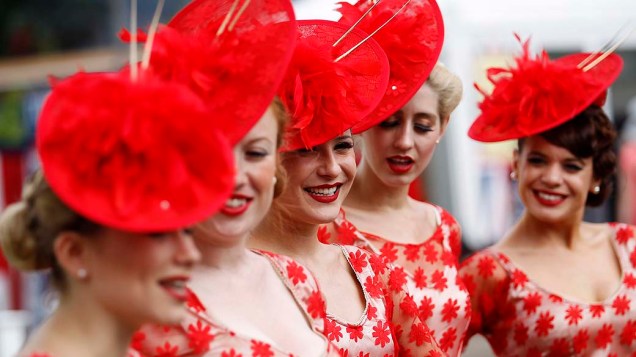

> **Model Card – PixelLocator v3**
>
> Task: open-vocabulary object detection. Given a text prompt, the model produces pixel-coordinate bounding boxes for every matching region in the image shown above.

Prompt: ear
[53,231,93,282]
[438,115,451,139]
[512,148,521,174]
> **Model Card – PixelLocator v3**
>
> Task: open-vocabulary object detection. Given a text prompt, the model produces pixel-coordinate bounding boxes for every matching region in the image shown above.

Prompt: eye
[414,124,433,134]
[334,140,354,151]
[245,149,269,160]
[148,232,170,240]
[563,163,583,172]
[182,227,195,236]
[527,156,545,165]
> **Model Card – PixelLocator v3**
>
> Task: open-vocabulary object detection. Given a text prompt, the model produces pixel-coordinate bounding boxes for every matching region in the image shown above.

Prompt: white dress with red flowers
[459,223,636,356]
[320,206,470,356]
[132,251,339,357]
[307,244,443,357]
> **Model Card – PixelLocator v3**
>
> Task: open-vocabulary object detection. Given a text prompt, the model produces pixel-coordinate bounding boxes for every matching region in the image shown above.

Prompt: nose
[541,163,564,187]
[393,121,414,151]
[174,231,202,267]
[316,148,341,179]
[232,152,247,190]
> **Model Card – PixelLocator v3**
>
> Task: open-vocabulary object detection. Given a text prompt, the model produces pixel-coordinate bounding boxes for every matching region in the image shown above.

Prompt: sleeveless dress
[282,243,443,356]
[321,205,470,356]
[459,222,636,356]
[133,251,339,357]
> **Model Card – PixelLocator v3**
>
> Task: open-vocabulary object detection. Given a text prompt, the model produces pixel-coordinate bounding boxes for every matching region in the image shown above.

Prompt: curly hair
[519,105,617,206]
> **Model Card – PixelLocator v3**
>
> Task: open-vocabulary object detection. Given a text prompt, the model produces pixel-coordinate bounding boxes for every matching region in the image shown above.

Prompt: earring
[272,176,277,186]
[509,171,518,181]
[435,139,440,144]
[593,185,601,194]
[77,268,88,280]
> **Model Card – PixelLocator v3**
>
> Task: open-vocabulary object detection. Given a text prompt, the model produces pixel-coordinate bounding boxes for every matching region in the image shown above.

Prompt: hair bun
[0,201,47,271]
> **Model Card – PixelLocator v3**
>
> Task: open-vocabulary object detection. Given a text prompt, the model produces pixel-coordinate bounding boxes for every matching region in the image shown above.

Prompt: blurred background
[0,0,634,355]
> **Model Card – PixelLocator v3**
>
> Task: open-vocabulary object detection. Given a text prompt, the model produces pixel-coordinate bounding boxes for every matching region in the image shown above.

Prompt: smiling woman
[459,38,636,356]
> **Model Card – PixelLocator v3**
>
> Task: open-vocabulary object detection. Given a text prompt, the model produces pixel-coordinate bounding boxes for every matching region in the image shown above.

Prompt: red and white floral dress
[460,223,636,356]
[132,251,339,357]
[320,206,470,356]
[302,244,443,357]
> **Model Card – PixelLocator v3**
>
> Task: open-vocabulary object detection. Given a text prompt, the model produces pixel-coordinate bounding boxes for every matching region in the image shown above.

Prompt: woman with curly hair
[459,39,635,355]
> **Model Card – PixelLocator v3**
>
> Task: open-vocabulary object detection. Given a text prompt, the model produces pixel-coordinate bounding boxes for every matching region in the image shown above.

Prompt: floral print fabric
[321,206,470,356]
[460,223,636,356]
[132,251,339,357]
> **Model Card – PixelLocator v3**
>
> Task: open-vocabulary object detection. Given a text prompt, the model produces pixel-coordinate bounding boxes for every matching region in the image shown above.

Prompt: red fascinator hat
[37,71,235,232]
[469,37,624,142]
[279,20,390,151]
[135,0,296,145]
[337,0,445,134]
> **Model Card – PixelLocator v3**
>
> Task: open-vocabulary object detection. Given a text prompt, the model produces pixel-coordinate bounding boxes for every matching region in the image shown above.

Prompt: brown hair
[426,63,463,122]
[518,106,617,206]
[0,171,101,290]
[271,97,289,198]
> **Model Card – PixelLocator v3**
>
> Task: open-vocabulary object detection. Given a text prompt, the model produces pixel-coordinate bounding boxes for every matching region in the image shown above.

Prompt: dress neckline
[488,225,626,306]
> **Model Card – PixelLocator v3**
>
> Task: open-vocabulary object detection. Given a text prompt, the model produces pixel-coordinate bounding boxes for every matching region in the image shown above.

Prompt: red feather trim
[37,72,234,232]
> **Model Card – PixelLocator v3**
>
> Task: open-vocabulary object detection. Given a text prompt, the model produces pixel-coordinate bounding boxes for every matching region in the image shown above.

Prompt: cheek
[415,138,438,162]
[340,154,357,181]
[250,159,277,194]
[363,131,392,158]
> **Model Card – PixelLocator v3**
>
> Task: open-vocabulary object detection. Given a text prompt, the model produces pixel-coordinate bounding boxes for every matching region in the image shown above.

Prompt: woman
[0,67,235,356]
[328,2,469,354]
[251,19,443,356]
[323,63,470,356]
[134,100,339,356]
[133,1,340,355]
[459,39,633,355]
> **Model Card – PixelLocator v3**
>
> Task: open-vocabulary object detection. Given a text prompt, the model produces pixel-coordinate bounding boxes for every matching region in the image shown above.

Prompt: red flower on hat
[279,20,390,151]
[469,36,623,142]
[37,72,234,232]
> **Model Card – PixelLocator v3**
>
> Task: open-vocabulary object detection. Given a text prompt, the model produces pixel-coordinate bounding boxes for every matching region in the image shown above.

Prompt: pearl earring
[509,171,518,181]
[593,185,601,194]
[272,176,277,186]
[77,268,88,280]
[435,139,440,144]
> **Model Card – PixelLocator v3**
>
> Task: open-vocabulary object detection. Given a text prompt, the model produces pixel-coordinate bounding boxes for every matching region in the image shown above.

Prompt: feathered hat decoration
[279,19,390,151]
[469,35,624,142]
[37,0,235,232]
[337,0,445,133]
[146,0,297,145]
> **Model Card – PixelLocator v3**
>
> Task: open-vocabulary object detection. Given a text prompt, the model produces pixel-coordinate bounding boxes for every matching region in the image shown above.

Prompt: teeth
[225,198,247,208]
[306,186,338,196]
[537,192,562,201]
[390,157,411,164]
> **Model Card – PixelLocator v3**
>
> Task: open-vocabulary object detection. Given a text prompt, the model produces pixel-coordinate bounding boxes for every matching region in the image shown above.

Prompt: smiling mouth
[387,156,414,174]
[304,184,342,203]
[533,190,566,206]
[159,277,189,302]
[220,195,253,216]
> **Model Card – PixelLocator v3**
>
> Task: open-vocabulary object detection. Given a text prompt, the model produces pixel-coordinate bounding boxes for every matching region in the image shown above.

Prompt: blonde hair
[427,63,463,121]
[0,171,100,289]
[271,97,289,197]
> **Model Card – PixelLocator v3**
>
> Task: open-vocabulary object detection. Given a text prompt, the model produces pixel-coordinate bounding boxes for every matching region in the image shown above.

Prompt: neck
[30,290,133,357]
[195,233,251,269]
[513,210,585,249]
[251,205,323,261]
[346,159,411,211]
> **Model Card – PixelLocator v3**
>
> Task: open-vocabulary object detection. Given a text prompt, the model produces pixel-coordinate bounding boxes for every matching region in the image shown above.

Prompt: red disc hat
[37,71,235,232]
[469,37,624,142]
[279,19,390,151]
[146,0,297,145]
[337,0,444,134]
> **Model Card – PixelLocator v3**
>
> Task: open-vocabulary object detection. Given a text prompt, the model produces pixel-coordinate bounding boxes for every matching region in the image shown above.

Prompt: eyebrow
[413,112,437,122]
[527,151,585,164]
[334,135,353,141]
